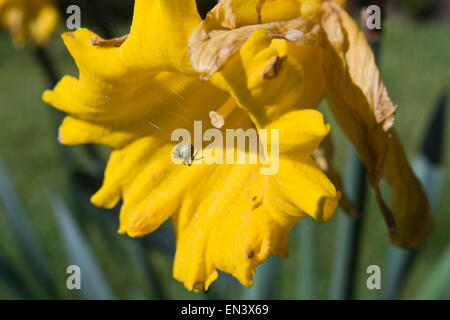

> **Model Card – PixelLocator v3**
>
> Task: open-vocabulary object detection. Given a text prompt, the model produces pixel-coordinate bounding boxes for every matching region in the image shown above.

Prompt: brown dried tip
[263,56,286,79]
[247,250,255,259]
[251,196,263,211]
[374,189,398,236]
[90,35,129,47]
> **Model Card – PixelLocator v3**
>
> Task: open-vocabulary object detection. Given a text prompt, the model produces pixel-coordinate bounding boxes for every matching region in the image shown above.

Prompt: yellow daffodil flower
[43,0,432,291]
[188,0,432,248]
[0,0,60,46]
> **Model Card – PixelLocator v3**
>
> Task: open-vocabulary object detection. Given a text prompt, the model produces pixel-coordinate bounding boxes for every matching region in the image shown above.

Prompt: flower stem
[32,45,59,86]
[328,146,368,300]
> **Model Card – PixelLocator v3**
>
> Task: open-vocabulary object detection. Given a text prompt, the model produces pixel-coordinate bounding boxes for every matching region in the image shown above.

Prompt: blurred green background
[0,0,448,300]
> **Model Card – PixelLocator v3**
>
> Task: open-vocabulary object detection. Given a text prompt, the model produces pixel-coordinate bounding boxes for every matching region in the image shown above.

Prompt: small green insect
[172,143,202,166]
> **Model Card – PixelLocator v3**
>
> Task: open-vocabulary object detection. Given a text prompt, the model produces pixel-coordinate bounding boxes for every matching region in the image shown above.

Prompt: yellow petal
[173,160,327,291]
[270,40,326,109]
[58,116,136,148]
[261,0,301,23]
[265,109,330,157]
[210,29,305,128]
[268,157,340,221]
[121,0,201,74]
[172,165,275,290]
